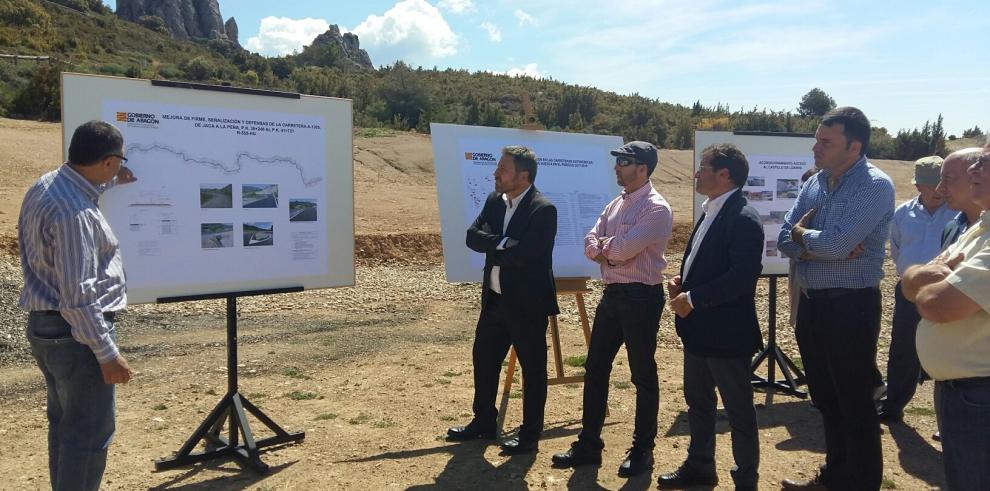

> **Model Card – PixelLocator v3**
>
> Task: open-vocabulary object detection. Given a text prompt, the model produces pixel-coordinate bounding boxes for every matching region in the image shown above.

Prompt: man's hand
[116,166,137,184]
[592,253,606,264]
[667,275,682,298]
[100,355,133,385]
[790,208,816,247]
[670,292,693,318]
[902,252,965,302]
[846,243,865,260]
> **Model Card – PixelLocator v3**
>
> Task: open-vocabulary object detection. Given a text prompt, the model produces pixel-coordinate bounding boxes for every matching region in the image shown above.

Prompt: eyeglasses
[615,156,640,167]
[107,153,128,164]
[974,154,990,172]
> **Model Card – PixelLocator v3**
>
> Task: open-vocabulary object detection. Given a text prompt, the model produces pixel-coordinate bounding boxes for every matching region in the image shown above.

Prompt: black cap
[610,141,658,175]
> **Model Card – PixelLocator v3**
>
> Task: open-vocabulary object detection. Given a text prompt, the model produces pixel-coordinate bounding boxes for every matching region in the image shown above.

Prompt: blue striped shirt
[778,156,895,289]
[18,164,126,363]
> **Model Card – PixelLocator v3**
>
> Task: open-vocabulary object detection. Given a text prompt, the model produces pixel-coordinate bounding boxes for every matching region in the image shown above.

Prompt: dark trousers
[795,287,883,491]
[937,378,990,491]
[683,351,759,487]
[882,281,923,414]
[579,283,664,450]
[471,292,549,440]
[27,312,116,491]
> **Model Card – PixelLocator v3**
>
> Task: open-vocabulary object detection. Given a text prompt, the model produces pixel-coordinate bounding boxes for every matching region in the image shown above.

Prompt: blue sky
[102,0,989,136]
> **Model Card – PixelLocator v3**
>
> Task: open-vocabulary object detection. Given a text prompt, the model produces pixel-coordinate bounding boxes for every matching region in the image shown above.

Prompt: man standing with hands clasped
[777,107,895,490]
[19,120,137,491]
[658,144,764,490]
[447,145,559,455]
[552,141,673,477]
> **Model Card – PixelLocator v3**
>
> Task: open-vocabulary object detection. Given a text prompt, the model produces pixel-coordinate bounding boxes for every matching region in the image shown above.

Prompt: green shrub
[0,0,50,27]
[183,56,215,81]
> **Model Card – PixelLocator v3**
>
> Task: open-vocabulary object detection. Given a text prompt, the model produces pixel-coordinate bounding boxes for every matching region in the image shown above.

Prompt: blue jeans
[938,379,990,491]
[27,312,116,491]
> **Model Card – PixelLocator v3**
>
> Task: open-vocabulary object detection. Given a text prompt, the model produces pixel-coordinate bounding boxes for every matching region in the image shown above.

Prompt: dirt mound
[355,232,444,266]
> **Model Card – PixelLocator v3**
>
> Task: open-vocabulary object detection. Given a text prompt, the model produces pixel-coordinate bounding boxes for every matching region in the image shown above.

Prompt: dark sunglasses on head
[615,156,639,167]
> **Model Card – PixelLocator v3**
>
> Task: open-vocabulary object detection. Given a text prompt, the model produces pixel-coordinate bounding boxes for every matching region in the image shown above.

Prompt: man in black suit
[447,145,559,455]
[658,144,764,490]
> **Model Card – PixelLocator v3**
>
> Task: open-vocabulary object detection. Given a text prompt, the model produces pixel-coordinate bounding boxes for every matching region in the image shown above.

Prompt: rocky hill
[115,0,238,44]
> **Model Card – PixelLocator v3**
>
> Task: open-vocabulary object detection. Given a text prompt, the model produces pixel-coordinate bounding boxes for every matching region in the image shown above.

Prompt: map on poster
[101,100,329,295]
[694,131,816,275]
[432,124,623,283]
[62,73,354,303]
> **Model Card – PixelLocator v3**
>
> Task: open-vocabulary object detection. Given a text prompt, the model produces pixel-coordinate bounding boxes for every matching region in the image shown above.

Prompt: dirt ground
[0,118,945,490]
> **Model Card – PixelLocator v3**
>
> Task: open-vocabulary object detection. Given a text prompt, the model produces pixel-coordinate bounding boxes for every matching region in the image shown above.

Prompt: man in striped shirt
[778,107,895,491]
[552,141,673,477]
[19,120,137,491]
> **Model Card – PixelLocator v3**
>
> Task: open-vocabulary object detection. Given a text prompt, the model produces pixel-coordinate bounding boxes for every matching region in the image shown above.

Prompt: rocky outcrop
[307,25,374,70]
[224,17,240,47]
[116,0,231,42]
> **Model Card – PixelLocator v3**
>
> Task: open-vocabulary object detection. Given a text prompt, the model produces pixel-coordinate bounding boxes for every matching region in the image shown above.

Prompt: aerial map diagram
[100,100,330,300]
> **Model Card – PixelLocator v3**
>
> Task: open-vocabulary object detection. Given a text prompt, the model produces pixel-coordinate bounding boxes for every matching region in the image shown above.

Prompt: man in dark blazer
[658,144,764,490]
[447,145,559,455]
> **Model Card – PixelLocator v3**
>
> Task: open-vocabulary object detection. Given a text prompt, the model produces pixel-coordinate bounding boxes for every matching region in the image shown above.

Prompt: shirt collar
[822,155,868,183]
[59,163,102,202]
[502,184,532,209]
[621,181,653,201]
[702,187,737,215]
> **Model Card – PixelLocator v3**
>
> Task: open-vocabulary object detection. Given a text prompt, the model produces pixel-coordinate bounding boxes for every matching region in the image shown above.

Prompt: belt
[604,282,661,292]
[802,287,877,299]
[34,310,117,322]
[941,376,990,389]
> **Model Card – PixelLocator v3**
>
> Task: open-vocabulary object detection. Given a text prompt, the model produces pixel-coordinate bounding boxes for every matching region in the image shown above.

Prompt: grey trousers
[683,350,759,487]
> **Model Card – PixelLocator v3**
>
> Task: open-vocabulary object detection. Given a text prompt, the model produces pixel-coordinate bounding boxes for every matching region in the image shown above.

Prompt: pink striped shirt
[584,182,673,285]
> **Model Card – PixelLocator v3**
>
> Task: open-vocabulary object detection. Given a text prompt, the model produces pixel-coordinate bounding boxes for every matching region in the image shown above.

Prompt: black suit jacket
[466,186,560,318]
[941,211,969,249]
[675,189,764,357]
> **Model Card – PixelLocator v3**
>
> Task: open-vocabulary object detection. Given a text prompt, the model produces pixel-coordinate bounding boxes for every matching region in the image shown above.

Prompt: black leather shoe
[446,421,496,442]
[657,462,718,488]
[551,441,602,468]
[617,447,654,477]
[500,436,538,454]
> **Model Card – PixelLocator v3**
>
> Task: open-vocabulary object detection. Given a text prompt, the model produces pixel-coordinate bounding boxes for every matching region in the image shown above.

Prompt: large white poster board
[62,73,354,303]
[694,131,816,276]
[432,124,623,283]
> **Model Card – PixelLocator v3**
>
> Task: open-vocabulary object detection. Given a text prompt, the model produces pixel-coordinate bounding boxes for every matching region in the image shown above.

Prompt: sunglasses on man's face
[107,153,128,164]
[615,156,640,167]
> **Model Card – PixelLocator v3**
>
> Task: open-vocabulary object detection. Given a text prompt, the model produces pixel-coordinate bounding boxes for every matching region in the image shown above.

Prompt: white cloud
[514,9,538,27]
[480,22,502,42]
[503,63,542,79]
[245,17,331,57]
[351,0,459,66]
[437,0,475,14]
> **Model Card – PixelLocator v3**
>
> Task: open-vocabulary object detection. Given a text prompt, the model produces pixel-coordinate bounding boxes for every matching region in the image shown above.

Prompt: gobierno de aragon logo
[116,111,160,128]
[464,152,496,162]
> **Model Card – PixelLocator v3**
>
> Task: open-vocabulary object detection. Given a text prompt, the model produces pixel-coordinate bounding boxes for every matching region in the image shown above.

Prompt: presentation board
[431,124,623,283]
[62,73,354,304]
[693,131,817,276]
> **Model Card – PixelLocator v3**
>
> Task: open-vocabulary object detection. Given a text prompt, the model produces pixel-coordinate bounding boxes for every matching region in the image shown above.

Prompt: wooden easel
[501,277,593,395]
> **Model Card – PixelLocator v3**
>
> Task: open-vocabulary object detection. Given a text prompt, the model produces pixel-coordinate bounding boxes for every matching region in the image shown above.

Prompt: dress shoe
[500,436,538,454]
[617,447,654,477]
[657,462,718,489]
[551,441,602,468]
[446,421,496,442]
[781,473,829,490]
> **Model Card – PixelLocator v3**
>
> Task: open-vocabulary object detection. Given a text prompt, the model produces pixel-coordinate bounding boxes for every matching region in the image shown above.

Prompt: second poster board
[694,130,817,276]
[432,124,623,283]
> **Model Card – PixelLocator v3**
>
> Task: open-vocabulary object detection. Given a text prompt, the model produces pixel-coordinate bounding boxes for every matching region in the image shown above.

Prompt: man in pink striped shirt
[552,141,674,477]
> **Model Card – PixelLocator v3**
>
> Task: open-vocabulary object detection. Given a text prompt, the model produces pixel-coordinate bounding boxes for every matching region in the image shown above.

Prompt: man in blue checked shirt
[778,107,895,491]
[18,120,137,491]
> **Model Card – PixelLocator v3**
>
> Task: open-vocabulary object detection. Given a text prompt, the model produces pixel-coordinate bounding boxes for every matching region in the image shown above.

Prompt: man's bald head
[937,148,983,212]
